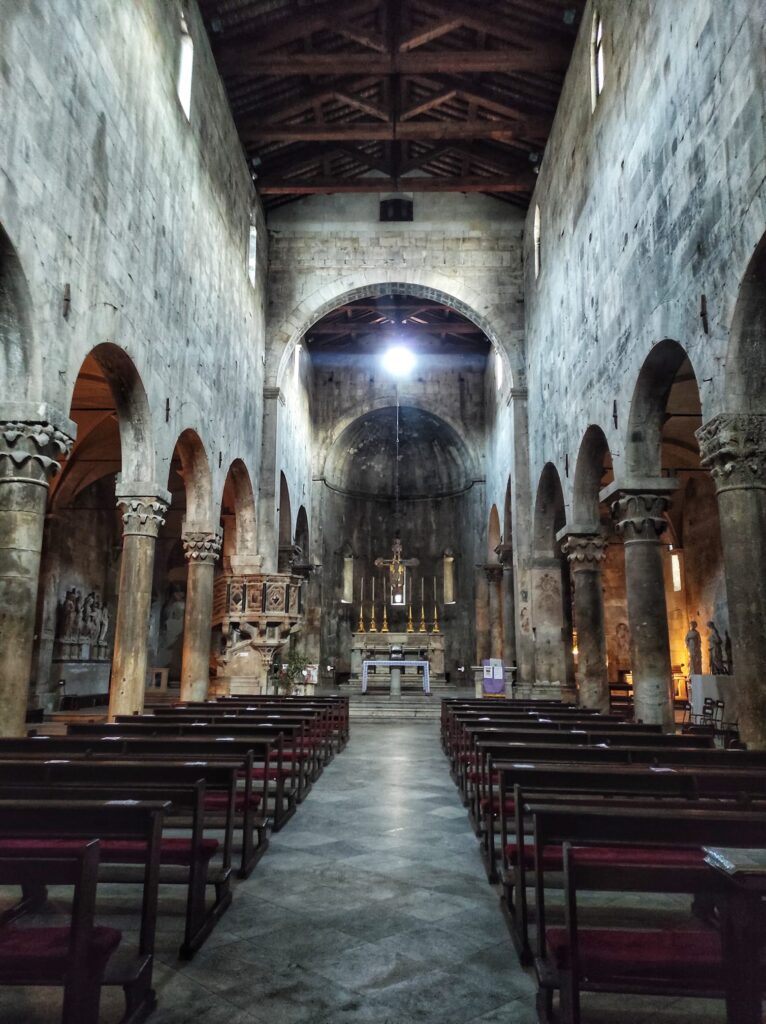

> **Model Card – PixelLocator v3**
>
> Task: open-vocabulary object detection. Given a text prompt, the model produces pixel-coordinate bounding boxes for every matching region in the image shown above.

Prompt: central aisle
[154,721,536,1024]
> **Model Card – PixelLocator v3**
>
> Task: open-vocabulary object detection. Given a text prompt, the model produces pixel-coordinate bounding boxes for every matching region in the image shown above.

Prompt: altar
[350,631,445,692]
[362,660,430,695]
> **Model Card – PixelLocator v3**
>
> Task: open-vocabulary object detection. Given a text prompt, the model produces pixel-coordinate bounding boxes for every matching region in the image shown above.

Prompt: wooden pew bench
[0,799,166,1023]
[0,762,236,958]
[69,721,300,827]
[0,839,120,1024]
[496,764,766,962]
[0,735,272,878]
[529,807,766,1024]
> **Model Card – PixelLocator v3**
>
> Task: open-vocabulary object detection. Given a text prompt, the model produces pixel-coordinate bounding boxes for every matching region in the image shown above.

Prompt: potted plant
[275,648,310,695]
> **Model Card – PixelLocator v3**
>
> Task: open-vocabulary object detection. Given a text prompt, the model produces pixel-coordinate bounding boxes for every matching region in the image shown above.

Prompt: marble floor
[0,721,728,1024]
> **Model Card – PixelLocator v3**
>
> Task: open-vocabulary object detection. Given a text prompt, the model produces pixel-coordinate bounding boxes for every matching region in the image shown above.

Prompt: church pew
[0,763,236,958]
[149,708,335,770]
[0,736,271,878]
[440,699,577,750]
[529,809,766,1023]
[496,764,766,960]
[0,839,122,1024]
[206,696,349,751]
[145,708,329,778]
[116,711,322,790]
[474,739,766,874]
[212,694,350,743]
[70,721,301,825]
[454,723,708,802]
[0,798,166,1023]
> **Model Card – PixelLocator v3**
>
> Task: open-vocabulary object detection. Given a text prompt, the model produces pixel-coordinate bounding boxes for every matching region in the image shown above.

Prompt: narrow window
[247,222,257,286]
[341,555,354,604]
[591,12,605,110]
[533,205,542,279]
[443,550,456,605]
[177,13,194,120]
[495,349,503,391]
[670,550,683,593]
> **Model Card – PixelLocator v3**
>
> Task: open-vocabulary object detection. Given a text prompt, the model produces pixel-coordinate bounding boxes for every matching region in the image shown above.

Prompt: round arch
[170,429,213,529]
[0,222,41,401]
[295,505,310,558]
[64,343,155,483]
[273,279,516,392]
[488,504,501,561]
[726,232,766,413]
[625,340,701,478]
[571,424,612,527]
[278,471,293,549]
[533,462,567,557]
[221,459,257,556]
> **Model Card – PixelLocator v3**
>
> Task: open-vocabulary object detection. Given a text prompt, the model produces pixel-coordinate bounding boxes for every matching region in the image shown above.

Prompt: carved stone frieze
[697,413,766,493]
[611,492,671,542]
[118,497,169,538]
[182,528,223,565]
[0,420,74,484]
[561,532,608,569]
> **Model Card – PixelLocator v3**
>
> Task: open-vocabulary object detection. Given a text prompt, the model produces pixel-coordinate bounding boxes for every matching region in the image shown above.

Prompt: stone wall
[524,0,765,503]
[0,0,267,511]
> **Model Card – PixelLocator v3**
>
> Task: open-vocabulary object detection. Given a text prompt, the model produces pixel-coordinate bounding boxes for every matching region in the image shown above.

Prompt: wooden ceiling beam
[234,49,568,76]
[258,175,534,193]
[214,0,381,61]
[331,90,389,120]
[400,88,458,120]
[307,321,484,335]
[399,16,464,51]
[246,119,538,142]
[241,77,382,128]
[416,0,574,54]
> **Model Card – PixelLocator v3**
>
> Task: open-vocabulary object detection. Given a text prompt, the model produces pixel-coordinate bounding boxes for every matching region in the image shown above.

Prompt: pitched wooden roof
[198,0,585,209]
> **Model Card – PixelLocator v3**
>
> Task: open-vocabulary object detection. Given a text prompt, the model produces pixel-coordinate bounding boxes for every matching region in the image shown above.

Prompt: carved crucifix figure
[375,534,419,605]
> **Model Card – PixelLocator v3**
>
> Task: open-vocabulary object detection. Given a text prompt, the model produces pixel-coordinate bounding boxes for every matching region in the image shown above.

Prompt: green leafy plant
[275,648,310,694]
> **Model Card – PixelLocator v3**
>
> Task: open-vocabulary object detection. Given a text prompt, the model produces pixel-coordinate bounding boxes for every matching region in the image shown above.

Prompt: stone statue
[707,620,725,675]
[81,592,100,642]
[97,603,109,645]
[60,588,79,640]
[684,620,702,676]
[615,621,631,671]
[724,630,733,675]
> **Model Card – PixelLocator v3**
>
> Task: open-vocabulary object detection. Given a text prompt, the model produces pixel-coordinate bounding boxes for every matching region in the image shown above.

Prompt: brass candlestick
[419,577,427,632]
[357,579,365,633]
[432,603,440,633]
[407,604,415,633]
[381,585,390,633]
[369,577,377,632]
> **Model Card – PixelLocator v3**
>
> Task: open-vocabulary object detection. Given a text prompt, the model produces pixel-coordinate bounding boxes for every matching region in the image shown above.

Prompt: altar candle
[433,576,436,600]
[361,578,364,603]
[372,577,375,603]
[421,577,424,602]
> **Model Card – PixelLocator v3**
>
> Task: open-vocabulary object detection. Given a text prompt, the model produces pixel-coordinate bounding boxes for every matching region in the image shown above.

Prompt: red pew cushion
[100,838,219,865]
[0,924,122,981]
[480,797,515,815]
[545,926,722,985]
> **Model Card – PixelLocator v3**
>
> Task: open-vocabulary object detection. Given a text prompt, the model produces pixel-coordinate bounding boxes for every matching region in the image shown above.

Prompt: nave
[0,717,738,1024]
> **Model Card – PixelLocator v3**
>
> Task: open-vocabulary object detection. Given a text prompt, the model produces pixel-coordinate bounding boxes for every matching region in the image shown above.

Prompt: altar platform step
[346,689,471,721]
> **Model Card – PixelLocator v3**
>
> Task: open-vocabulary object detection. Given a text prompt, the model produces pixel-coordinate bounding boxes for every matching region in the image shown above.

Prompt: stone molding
[118,497,169,539]
[697,413,766,493]
[495,542,514,567]
[611,492,671,542]
[0,419,74,485]
[560,532,608,568]
[183,528,223,565]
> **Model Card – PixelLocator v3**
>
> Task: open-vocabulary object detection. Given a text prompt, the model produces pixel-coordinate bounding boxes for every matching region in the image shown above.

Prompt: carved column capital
[611,492,672,542]
[560,532,608,570]
[183,528,223,565]
[118,497,169,538]
[484,563,504,584]
[696,413,766,493]
[0,419,75,486]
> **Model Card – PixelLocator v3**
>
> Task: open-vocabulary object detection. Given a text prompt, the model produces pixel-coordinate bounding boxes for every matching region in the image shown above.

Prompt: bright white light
[382,345,416,376]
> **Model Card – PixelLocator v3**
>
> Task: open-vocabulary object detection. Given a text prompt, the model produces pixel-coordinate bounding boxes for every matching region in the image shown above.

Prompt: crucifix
[375,533,419,606]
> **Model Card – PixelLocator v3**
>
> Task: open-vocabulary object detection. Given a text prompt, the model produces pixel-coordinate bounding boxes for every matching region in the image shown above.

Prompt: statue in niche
[685,621,702,676]
[520,606,530,634]
[60,588,80,640]
[707,621,725,675]
[614,621,631,671]
[97,604,110,646]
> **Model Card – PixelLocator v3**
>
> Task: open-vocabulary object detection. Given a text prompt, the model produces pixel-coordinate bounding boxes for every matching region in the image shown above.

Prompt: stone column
[497,543,517,670]
[697,414,766,747]
[180,527,223,702]
[474,567,490,664]
[602,482,677,729]
[108,484,170,720]
[484,564,504,659]
[561,531,609,713]
[0,413,75,736]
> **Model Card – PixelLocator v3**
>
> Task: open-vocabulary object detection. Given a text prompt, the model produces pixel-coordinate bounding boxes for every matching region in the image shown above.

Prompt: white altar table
[361,659,430,695]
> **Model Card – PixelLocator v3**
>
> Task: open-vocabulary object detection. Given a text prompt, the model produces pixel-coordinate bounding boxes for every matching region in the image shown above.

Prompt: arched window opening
[533,205,542,279]
[177,11,194,120]
[591,12,605,110]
